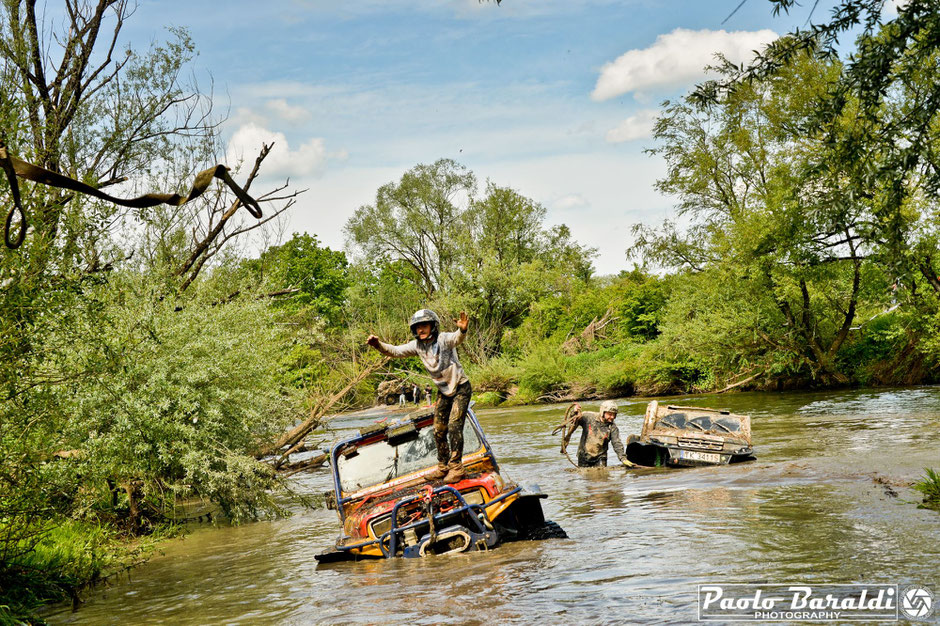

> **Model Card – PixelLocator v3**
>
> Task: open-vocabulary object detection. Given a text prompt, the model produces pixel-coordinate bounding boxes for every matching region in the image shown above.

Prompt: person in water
[367,309,471,483]
[562,400,635,467]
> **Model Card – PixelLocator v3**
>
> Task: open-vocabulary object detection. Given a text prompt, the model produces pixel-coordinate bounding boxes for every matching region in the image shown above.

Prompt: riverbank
[0,520,174,624]
[460,341,940,409]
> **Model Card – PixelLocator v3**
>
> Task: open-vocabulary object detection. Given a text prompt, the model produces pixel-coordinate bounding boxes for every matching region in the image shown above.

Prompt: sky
[114,0,895,276]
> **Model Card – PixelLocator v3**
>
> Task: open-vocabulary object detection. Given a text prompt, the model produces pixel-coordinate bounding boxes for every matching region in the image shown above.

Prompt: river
[48,386,940,624]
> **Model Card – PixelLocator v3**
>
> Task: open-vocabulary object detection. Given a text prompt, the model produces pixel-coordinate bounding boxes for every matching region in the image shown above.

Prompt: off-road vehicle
[625,400,756,467]
[316,407,565,562]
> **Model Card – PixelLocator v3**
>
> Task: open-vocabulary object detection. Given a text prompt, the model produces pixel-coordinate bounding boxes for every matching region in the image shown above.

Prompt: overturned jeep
[316,407,565,562]
[625,401,756,467]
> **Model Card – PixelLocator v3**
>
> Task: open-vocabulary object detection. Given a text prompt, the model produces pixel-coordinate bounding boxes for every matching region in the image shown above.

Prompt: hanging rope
[551,403,582,468]
[0,141,263,250]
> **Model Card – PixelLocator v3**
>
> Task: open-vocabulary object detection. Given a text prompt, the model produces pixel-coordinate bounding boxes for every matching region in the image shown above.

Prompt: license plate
[677,449,722,464]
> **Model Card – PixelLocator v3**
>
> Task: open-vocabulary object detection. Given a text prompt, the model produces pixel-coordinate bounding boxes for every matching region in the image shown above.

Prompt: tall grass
[0,518,146,622]
[913,468,940,511]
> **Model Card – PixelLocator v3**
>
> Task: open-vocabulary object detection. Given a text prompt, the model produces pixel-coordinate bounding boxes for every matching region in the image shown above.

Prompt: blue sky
[119,0,883,275]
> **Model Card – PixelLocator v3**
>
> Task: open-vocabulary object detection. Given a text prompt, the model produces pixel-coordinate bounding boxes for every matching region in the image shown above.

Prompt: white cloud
[265,98,311,124]
[592,28,778,101]
[552,193,589,211]
[226,123,330,179]
[605,108,659,143]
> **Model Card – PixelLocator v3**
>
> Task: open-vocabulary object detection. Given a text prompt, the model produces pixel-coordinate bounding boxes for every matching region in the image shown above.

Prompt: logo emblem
[900,586,934,620]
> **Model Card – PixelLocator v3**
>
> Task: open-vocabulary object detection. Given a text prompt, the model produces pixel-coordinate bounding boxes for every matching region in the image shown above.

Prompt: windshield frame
[329,408,494,518]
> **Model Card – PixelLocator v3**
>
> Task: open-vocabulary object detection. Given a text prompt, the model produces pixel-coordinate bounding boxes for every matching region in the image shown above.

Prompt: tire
[525,520,567,540]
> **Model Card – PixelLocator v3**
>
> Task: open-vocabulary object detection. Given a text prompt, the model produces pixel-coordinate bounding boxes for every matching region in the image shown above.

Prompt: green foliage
[245,233,349,324]
[565,343,641,396]
[913,468,940,511]
[0,519,119,621]
[517,343,568,399]
[345,159,476,296]
[345,162,596,359]
[466,356,519,394]
[40,274,301,525]
[472,391,505,408]
[505,271,666,357]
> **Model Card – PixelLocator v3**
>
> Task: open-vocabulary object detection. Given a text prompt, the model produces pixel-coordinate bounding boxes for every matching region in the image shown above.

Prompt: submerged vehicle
[625,401,756,467]
[316,407,565,562]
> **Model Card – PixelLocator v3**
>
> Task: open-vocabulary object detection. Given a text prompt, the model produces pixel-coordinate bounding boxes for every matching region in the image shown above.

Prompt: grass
[913,467,940,511]
[0,518,169,623]
[472,391,506,408]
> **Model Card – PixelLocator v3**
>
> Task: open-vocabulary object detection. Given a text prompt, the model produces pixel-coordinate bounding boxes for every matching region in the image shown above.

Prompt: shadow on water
[47,386,940,624]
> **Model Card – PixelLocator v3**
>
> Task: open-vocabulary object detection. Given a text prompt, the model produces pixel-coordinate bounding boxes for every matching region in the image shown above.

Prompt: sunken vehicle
[316,407,565,562]
[625,401,756,467]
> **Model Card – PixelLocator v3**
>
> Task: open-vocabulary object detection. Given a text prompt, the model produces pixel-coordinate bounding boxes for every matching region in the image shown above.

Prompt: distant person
[413,384,420,405]
[562,400,635,468]
[367,309,471,483]
[398,392,406,407]
[425,386,433,406]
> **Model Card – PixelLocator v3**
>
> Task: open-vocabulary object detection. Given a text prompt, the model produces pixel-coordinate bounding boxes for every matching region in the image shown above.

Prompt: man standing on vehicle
[366,309,472,483]
[562,400,635,468]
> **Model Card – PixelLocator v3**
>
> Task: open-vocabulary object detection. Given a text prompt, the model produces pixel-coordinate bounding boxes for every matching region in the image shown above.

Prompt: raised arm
[441,311,469,348]
[366,335,418,358]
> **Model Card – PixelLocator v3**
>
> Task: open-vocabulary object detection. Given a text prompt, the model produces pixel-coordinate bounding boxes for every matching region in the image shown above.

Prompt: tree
[344,159,476,297]
[346,165,596,358]
[0,2,302,614]
[701,0,940,299]
[247,233,349,324]
[455,183,595,355]
[635,51,878,384]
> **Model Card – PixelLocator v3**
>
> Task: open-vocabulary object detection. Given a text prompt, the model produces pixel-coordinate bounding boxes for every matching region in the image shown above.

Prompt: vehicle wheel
[525,520,567,540]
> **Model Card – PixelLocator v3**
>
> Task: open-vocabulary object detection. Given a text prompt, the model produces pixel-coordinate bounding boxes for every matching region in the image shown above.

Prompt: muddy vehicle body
[625,401,756,467]
[375,379,419,405]
[316,407,565,562]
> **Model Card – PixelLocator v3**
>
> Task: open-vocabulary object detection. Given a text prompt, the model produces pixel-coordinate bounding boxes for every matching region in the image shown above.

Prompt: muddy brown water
[48,387,940,624]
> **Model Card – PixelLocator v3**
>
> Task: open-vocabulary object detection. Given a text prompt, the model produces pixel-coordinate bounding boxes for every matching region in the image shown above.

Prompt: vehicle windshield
[337,420,484,493]
[656,411,743,434]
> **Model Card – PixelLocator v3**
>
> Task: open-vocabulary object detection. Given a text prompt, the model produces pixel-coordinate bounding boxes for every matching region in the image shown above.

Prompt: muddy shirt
[376,330,469,397]
[566,411,627,467]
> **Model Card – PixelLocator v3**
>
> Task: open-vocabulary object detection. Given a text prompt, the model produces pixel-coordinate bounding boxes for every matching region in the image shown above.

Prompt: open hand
[366,334,380,348]
[456,311,469,332]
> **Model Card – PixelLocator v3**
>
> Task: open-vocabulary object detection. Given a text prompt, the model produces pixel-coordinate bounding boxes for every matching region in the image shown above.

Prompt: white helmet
[599,400,618,416]
[409,309,440,339]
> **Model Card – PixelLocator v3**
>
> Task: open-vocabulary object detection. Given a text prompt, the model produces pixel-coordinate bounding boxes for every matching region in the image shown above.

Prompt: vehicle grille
[677,437,723,451]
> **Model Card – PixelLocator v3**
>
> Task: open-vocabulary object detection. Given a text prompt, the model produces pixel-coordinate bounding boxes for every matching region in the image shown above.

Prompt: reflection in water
[47,387,940,624]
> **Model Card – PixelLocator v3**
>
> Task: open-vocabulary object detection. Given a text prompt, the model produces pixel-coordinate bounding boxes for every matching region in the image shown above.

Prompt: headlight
[370,514,392,538]
[460,489,485,506]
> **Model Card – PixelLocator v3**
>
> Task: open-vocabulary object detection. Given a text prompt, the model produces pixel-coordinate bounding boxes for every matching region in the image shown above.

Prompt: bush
[517,343,568,399]
[566,343,641,396]
[472,391,505,407]
[30,274,304,527]
[466,356,519,393]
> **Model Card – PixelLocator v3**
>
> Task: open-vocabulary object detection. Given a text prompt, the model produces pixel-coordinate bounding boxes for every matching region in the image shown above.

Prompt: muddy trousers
[433,380,472,468]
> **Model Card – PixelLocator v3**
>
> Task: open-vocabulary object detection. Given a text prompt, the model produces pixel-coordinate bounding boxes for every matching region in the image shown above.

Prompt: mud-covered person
[562,400,635,468]
[366,309,471,483]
